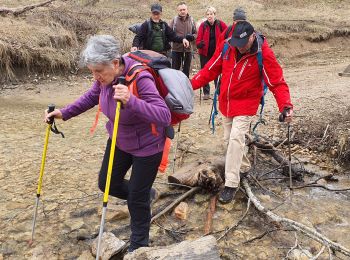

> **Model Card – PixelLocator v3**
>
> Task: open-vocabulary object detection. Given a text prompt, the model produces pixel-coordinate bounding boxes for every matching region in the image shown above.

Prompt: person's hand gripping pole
[95,77,124,260]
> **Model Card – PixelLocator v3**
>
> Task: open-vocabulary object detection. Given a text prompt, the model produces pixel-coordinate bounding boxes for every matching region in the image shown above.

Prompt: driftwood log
[124,235,220,260]
[168,158,225,191]
[0,0,55,16]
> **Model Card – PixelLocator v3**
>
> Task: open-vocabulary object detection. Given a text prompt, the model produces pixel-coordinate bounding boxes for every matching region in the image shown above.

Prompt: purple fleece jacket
[60,55,171,157]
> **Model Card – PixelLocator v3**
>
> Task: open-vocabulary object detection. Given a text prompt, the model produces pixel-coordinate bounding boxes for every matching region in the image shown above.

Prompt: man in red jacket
[191,21,293,203]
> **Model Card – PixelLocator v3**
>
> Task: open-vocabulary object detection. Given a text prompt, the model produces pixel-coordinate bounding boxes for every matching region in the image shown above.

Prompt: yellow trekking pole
[96,77,124,260]
[29,104,55,245]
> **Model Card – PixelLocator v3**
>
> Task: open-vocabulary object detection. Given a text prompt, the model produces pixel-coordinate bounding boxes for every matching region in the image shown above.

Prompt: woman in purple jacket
[45,35,171,252]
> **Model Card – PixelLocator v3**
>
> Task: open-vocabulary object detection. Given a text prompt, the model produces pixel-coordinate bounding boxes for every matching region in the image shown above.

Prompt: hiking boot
[203,94,210,100]
[218,186,238,204]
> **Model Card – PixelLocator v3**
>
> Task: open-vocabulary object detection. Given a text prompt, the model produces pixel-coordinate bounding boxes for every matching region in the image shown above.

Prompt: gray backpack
[125,50,194,125]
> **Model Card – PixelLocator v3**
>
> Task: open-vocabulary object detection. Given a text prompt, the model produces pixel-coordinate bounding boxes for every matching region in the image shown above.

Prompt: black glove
[185,34,195,41]
[197,40,205,49]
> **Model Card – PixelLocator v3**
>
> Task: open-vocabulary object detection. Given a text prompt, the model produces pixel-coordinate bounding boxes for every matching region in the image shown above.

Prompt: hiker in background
[46,35,170,252]
[170,2,197,78]
[217,7,247,43]
[196,6,227,100]
[191,21,294,204]
[131,3,190,56]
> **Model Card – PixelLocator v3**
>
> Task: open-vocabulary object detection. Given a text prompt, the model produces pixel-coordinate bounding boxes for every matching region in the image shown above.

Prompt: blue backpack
[211,26,268,134]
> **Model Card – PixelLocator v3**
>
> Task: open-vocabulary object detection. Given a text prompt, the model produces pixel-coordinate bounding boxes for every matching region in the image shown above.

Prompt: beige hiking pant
[223,116,252,188]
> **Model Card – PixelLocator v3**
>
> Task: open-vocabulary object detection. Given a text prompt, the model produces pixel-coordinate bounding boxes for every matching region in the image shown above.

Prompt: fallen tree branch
[247,134,304,181]
[151,187,201,223]
[0,0,55,16]
[242,178,350,258]
[292,184,350,192]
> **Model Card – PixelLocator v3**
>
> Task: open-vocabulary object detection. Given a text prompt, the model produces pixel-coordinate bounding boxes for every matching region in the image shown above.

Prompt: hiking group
[43,1,293,255]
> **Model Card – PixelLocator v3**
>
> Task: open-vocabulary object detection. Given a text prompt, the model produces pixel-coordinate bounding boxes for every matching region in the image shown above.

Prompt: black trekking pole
[279,107,292,189]
[29,104,55,245]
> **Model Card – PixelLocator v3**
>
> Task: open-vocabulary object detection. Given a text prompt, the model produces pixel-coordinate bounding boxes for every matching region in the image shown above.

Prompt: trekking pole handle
[47,104,55,124]
[118,76,126,85]
[116,76,126,108]
[279,107,291,122]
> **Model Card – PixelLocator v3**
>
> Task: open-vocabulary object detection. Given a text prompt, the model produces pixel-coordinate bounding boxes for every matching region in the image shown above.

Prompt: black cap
[151,3,162,13]
[230,21,254,47]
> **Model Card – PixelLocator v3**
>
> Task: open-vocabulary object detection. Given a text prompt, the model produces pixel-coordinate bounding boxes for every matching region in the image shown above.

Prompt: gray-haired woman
[46,35,171,252]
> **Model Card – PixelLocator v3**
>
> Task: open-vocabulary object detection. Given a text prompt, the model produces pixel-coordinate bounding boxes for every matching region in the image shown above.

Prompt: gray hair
[80,35,121,67]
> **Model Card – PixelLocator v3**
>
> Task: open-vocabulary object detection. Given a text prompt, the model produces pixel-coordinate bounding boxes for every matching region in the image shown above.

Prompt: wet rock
[44,203,58,212]
[31,245,56,259]
[194,193,209,203]
[174,202,189,220]
[124,235,220,260]
[76,229,92,240]
[316,178,327,186]
[98,204,129,221]
[63,219,85,232]
[259,194,272,204]
[77,250,94,260]
[288,248,313,260]
[217,201,234,211]
[70,208,98,218]
[91,232,126,259]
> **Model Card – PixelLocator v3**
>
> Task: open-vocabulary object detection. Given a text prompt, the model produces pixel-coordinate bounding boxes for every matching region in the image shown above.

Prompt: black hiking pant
[98,138,162,251]
[200,54,218,95]
[171,51,192,78]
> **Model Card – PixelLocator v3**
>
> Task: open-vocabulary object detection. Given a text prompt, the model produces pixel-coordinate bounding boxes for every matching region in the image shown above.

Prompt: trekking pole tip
[28,239,34,247]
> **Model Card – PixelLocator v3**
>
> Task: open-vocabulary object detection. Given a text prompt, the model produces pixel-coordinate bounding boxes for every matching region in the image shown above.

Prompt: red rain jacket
[191,26,293,117]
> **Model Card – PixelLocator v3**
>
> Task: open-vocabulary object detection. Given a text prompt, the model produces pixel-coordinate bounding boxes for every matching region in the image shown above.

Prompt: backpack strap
[221,25,233,60]
[125,64,160,137]
[252,33,268,139]
[210,26,234,134]
[125,63,148,97]
[211,76,221,134]
[158,137,171,173]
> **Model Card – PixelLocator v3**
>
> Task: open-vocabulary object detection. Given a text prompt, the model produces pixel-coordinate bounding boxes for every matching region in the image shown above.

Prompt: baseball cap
[230,21,254,47]
[151,3,162,13]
